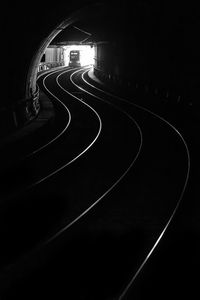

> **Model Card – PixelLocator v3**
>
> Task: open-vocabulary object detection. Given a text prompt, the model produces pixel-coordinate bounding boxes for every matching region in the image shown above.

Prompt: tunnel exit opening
[64,44,94,67]
[26,3,100,101]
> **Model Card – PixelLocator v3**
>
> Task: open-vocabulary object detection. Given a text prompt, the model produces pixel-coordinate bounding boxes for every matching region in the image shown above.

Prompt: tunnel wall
[94,40,174,98]
[94,3,200,114]
[1,1,93,138]
[38,47,65,72]
[1,1,200,137]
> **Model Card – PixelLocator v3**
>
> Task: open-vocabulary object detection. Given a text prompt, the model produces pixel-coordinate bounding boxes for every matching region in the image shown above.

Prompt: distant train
[69,50,81,67]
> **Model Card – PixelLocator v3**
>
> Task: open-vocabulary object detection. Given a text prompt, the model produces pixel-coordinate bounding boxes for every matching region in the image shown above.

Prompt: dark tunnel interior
[1,1,200,299]
[2,1,200,131]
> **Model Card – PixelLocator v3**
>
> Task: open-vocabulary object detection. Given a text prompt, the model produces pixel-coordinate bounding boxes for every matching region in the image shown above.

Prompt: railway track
[0,66,190,299]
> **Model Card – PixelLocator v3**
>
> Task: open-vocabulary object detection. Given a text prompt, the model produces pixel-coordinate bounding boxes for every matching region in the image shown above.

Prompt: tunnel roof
[50,0,196,47]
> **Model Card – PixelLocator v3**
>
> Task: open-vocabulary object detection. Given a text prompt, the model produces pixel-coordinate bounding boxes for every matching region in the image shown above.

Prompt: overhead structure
[1,0,199,137]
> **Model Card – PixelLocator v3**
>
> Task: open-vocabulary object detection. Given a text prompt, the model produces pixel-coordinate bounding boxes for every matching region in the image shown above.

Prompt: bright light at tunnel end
[64,45,95,67]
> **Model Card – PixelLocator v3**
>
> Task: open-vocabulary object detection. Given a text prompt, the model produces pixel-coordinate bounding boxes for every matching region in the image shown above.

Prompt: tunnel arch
[25,2,103,100]
[2,0,199,138]
[0,1,105,137]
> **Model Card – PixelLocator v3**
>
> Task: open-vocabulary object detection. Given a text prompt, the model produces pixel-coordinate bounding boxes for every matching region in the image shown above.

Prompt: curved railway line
[0,66,190,299]
[80,68,191,299]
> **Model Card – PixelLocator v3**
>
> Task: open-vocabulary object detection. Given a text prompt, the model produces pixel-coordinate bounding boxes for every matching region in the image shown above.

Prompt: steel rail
[82,69,191,300]
[2,67,102,206]
[44,67,143,243]
[25,67,73,156]
[0,67,143,288]
[15,68,102,192]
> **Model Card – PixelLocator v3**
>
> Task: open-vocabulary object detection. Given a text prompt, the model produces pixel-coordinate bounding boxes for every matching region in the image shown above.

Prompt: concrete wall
[94,2,200,111]
[1,1,92,136]
[38,47,65,72]
[1,1,199,136]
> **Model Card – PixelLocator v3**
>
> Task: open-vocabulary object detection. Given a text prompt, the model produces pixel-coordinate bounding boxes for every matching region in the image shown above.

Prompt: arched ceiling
[49,1,155,45]
[49,0,197,47]
[2,0,199,107]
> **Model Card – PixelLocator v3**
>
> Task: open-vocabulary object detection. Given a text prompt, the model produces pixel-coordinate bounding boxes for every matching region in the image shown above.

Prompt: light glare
[64,45,94,67]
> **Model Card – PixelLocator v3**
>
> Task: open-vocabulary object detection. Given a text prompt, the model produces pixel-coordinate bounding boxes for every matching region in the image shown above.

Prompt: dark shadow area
[1,1,200,299]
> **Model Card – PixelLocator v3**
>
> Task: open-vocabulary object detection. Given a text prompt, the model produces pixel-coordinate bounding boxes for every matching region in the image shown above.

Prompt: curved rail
[44,67,143,243]
[3,67,102,205]
[19,68,102,192]
[1,67,143,294]
[81,69,191,299]
[26,67,73,156]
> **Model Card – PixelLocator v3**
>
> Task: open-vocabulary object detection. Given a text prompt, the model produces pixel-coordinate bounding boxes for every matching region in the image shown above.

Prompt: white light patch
[64,45,94,67]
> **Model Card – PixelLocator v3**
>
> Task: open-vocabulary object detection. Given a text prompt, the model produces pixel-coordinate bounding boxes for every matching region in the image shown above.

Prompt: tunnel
[1,1,200,299]
[2,0,200,137]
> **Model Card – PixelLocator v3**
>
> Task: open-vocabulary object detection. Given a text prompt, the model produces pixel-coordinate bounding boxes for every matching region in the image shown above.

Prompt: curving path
[0,66,142,296]
[0,66,190,300]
